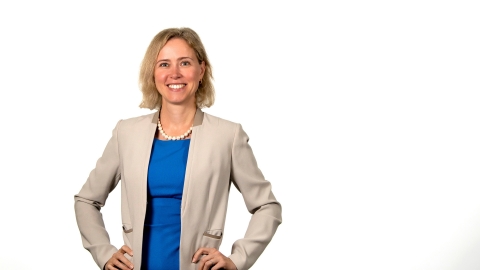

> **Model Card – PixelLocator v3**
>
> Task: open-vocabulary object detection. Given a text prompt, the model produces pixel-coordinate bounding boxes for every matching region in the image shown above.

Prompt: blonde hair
[139,27,215,109]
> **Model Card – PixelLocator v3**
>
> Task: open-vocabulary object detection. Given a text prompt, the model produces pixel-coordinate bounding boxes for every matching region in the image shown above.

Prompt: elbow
[251,201,282,224]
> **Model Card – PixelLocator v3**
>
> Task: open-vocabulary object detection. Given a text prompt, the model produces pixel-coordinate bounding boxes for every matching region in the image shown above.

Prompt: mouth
[168,84,186,89]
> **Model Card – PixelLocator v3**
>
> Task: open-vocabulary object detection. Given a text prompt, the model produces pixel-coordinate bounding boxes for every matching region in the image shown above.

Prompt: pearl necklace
[157,118,193,140]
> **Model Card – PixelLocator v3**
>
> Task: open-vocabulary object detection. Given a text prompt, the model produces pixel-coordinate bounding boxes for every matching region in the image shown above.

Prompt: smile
[168,84,186,89]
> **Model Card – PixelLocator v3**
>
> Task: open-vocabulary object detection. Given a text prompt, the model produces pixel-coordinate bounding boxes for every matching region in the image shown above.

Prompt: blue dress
[141,138,190,270]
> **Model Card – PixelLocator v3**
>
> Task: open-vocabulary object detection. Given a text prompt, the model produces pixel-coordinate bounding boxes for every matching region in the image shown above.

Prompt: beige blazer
[74,109,282,270]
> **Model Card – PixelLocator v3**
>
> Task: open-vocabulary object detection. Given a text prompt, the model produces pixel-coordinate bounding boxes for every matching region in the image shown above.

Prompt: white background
[0,1,479,269]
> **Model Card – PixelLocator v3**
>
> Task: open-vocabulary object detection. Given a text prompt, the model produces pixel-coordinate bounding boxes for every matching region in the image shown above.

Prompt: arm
[228,124,282,270]
[74,120,122,269]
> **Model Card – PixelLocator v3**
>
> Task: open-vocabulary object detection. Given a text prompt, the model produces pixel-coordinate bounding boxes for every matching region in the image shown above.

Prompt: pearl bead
[157,119,193,140]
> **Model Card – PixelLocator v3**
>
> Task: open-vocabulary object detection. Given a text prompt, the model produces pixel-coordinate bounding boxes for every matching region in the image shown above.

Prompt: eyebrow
[156,56,194,64]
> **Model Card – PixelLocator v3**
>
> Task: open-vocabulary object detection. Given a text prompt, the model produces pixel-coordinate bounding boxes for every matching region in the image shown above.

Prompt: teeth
[169,84,185,89]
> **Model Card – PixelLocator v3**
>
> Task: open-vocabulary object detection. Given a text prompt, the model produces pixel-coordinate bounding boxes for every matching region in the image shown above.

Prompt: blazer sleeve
[228,124,282,270]
[74,120,122,269]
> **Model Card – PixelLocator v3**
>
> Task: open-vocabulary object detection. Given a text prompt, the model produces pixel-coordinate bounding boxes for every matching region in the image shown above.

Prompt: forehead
[157,38,197,60]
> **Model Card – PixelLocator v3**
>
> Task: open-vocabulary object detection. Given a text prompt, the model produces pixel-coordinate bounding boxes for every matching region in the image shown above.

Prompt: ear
[199,61,206,79]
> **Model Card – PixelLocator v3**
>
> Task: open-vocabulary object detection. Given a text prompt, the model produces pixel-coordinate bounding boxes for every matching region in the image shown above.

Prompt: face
[154,38,205,107]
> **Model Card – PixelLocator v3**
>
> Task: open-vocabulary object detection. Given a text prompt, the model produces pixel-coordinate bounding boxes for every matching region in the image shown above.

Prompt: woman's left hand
[192,247,238,270]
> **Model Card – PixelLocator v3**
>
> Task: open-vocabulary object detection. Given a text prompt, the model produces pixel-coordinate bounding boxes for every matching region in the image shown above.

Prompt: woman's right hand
[104,245,134,270]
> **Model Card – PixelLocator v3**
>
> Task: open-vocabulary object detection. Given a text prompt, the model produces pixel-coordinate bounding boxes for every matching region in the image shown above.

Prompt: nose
[170,64,182,79]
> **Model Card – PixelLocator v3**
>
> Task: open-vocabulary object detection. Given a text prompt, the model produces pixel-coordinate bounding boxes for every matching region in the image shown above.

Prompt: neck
[160,103,196,127]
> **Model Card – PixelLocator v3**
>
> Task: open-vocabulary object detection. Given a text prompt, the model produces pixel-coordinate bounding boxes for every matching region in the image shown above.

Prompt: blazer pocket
[122,223,133,248]
[122,223,133,233]
[201,229,223,249]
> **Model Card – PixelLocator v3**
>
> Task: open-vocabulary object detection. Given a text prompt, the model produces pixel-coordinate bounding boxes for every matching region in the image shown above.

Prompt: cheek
[154,70,167,82]
[153,72,167,93]
[188,69,203,81]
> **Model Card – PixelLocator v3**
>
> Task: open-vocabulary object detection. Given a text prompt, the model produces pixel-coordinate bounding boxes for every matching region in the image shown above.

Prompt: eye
[180,61,191,66]
[158,62,168,67]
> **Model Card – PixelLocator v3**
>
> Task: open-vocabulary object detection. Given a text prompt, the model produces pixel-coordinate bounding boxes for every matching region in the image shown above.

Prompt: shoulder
[121,111,156,123]
[199,112,250,143]
[202,112,241,131]
[111,111,157,140]
[202,112,239,126]
[116,111,157,128]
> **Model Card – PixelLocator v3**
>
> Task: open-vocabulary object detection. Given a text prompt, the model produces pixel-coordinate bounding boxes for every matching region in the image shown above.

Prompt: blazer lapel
[181,108,204,215]
[136,110,159,221]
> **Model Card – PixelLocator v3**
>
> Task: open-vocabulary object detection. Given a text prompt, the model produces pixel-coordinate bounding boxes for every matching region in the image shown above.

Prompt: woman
[74,27,282,270]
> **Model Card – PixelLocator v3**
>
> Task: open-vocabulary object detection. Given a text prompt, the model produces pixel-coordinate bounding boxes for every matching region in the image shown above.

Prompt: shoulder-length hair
[139,27,215,109]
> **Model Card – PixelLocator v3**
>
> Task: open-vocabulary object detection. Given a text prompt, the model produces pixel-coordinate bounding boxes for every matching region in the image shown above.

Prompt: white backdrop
[0,1,479,269]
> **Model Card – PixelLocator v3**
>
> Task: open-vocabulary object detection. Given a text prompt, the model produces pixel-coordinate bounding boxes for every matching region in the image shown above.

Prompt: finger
[121,245,134,256]
[199,254,217,270]
[205,258,217,270]
[192,247,214,263]
[211,261,224,270]
[191,248,202,263]
[109,261,129,270]
[106,262,125,270]
[212,258,231,270]
[108,252,133,270]
[197,256,206,269]
[197,255,209,270]
[115,253,134,269]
